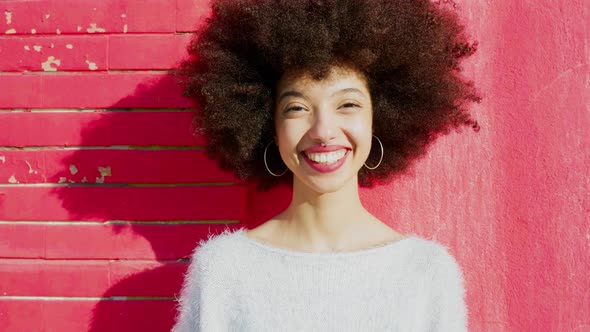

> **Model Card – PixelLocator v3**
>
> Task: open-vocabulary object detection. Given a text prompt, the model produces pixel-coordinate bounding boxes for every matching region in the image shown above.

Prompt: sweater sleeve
[431,247,468,332]
[171,246,204,332]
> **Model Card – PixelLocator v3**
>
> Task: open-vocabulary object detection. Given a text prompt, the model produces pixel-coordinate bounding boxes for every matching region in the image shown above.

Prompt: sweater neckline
[233,228,417,258]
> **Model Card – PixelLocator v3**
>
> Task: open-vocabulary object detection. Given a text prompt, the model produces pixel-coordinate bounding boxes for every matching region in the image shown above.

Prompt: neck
[280,175,371,249]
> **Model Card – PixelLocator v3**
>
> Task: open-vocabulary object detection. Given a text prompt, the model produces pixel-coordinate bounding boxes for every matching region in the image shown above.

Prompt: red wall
[0,1,588,331]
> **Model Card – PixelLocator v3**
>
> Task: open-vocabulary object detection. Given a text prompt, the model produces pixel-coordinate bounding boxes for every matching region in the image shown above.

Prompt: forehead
[276,66,369,96]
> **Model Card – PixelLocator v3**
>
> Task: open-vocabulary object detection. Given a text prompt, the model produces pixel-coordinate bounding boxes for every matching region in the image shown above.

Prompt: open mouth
[304,149,347,164]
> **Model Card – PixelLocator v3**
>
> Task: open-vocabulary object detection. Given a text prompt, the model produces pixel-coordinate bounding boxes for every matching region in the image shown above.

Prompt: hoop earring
[264,142,288,177]
[364,135,384,170]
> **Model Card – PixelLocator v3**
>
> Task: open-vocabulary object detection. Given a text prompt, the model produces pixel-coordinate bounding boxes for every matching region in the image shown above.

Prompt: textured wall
[358,1,590,331]
[0,0,588,331]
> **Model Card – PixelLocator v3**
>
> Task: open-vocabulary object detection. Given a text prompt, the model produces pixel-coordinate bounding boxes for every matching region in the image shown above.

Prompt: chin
[297,173,358,195]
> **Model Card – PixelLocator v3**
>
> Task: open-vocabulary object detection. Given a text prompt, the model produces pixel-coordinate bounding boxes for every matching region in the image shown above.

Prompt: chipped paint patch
[95,166,112,183]
[5,28,16,34]
[69,165,78,175]
[123,24,128,33]
[31,29,36,34]
[98,166,111,177]
[5,11,12,25]
[68,179,75,183]
[24,160,39,174]
[87,23,106,33]
[0,156,5,163]
[66,44,73,49]
[121,13,127,18]
[33,45,42,52]
[45,14,50,19]
[81,176,88,183]
[58,177,67,184]
[41,56,60,71]
[50,43,54,48]
[77,26,82,32]
[24,45,30,51]
[56,28,61,35]
[8,175,18,184]
[85,60,98,70]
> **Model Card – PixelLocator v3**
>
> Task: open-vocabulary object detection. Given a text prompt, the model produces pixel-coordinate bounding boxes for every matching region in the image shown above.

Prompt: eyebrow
[331,88,365,98]
[277,87,366,103]
[277,90,306,103]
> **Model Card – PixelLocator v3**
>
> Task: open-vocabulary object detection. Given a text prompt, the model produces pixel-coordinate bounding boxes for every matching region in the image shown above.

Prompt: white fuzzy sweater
[172,227,467,332]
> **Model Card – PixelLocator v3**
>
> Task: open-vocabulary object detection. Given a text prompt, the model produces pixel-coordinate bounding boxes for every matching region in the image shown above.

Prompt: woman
[173,0,479,330]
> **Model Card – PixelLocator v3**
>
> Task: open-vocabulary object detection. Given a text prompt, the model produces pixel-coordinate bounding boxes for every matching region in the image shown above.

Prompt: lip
[301,149,350,173]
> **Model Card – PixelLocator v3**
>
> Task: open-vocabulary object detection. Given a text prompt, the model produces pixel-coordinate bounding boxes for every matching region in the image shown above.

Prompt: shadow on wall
[50,75,291,331]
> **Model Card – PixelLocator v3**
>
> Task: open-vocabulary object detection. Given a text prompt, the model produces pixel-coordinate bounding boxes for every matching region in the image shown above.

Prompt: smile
[305,150,347,164]
[301,149,350,173]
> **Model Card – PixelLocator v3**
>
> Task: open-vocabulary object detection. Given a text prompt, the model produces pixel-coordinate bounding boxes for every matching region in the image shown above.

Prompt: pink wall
[359,1,590,331]
[0,0,588,331]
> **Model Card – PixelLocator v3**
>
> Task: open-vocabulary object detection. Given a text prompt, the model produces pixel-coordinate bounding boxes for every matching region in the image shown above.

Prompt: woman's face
[274,66,373,194]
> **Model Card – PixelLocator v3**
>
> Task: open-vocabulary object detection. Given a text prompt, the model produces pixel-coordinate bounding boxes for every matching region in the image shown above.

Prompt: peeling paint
[81,176,88,183]
[41,56,60,71]
[33,45,42,52]
[5,28,16,34]
[45,14,50,19]
[56,28,61,35]
[24,45,30,51]
[5,11,12,25]
[98,166,112,177]
[69,164,78,175]
[68,179,75,183]
[95,166,111,183]
[123,24,128,33]
[85,59,98,70]
[31,29,36,34]
[0,156,5,163]
[58,177,67,184]
[66,44,73,49]
[24,160,38,174]
[77,26,82,32]
[8,175,18,184]
[87,23,106,33]
[121,13,127,18]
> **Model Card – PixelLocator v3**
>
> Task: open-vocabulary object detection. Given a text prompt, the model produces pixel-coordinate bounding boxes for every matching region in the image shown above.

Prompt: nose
[308,109,336,143]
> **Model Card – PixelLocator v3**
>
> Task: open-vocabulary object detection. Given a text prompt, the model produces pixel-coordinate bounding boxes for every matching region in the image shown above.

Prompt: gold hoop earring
[364,135,384,170]
[264,142,288,177]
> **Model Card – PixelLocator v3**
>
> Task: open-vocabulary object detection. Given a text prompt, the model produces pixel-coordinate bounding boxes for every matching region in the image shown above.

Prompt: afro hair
[178,0,480,189]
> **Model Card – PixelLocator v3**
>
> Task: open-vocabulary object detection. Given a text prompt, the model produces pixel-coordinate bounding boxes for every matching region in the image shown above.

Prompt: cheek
[275,120,306,154]
[346,116,373,152]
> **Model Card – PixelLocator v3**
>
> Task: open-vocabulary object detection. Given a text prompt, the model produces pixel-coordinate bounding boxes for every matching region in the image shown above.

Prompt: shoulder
[187,227,246,273]
[403,236,465,284]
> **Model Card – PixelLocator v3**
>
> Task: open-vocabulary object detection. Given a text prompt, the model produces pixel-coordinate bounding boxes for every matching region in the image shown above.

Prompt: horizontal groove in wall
[0,220,239,225]
[0,146,205,150]
[0,257,187,263]
[0,69,173,75]
[0,109,192,112]
[0,296,174,301]
[0,32,196,37]
[0,182,237,188]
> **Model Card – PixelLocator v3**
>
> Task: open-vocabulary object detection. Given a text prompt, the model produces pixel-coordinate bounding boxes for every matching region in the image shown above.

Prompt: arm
[431,248,468,332]
[171,247,204,332]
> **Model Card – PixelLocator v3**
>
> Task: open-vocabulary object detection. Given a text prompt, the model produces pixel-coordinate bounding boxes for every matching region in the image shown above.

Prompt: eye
[285,105,307,113]
[339,102,360,110]
[343,103,359,108]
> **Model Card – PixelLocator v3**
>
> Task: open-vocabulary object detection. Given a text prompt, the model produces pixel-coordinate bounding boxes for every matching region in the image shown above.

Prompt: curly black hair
[178,0,480,189]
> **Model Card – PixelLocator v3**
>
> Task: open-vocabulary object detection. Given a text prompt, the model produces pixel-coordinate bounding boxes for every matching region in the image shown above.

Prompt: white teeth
[306,150,346,164]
